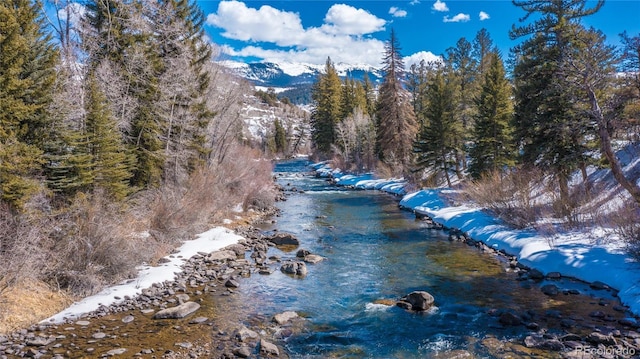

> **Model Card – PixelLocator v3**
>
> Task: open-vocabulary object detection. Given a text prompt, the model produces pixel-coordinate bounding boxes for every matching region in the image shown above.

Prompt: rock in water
[280,261,308,276]
[153,302,200,319]
[273,311,299,325]
[402,291,435,311]
[260,339,280,356]
[304,254,325,264]
[268,232,300,246]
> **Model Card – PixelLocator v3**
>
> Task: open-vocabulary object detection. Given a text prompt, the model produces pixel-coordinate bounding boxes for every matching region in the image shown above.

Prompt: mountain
[218,60,383,104]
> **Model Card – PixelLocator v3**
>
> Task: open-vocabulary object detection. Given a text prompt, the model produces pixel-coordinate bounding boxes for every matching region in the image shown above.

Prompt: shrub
[610,201,640,258]
[462,168,544,228]
[47,191,148,297]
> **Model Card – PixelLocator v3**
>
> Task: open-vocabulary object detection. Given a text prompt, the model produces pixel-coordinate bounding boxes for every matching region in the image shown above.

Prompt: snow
[42,227,243,324]
[318,163,640,316]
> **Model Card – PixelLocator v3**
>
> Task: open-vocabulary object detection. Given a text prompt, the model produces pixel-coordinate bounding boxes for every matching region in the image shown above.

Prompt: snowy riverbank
[311,162,640,318]
[42,227,243,324]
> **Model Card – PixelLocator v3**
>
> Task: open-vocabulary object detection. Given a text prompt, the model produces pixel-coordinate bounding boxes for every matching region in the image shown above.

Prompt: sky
[198,0,640,69]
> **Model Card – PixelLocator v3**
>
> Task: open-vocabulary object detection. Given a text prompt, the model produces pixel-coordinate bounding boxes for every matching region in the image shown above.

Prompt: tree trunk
[588,87,640,205]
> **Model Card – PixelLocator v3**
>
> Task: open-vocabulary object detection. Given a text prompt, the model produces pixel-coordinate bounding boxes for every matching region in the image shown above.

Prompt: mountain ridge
[218,60,383,89]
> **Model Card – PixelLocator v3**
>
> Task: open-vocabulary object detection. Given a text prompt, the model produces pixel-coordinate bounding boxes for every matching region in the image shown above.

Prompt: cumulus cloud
[432,0,449,12]
[206,1,387,66]
[206,1,304,46]
[479,11,490,21]
[322,4,386,35]
[389,7,408,18]
[443,13,470,23]
[404,51,443,68]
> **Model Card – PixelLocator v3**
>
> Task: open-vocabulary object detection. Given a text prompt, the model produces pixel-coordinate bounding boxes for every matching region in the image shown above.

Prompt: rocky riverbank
[0,223,316,358]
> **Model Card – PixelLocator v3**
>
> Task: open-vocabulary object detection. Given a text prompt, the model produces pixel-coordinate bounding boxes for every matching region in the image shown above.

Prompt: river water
[234,159,625,358]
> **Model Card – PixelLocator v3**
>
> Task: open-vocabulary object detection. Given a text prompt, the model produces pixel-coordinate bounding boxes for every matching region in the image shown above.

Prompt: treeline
[310,0,640,219]
[0,0,274,299]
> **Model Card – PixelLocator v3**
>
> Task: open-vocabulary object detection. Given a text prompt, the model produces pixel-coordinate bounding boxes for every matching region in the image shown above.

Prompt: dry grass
[0,278,71,334]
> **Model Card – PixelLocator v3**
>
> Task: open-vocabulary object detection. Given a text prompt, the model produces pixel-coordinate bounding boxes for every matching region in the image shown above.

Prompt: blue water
[234,159,616,358]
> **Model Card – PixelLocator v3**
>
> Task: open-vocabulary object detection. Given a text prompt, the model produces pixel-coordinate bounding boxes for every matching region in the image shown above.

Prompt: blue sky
[199,0,640,68]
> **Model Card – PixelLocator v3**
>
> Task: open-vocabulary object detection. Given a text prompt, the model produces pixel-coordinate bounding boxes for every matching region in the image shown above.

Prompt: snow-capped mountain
[218,60,383,88]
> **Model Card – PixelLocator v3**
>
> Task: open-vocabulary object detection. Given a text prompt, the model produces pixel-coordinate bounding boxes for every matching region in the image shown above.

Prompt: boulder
[208,250,237,261]
[401,291,434,311]
[280,261,308,276]
[153,302,200,319]
[260,339,280,356]
[268,232,300,246]
[235,326,259,342]
[304,254,325,264]
[528,269,545,280]
[296,249,311,258]
[541,284,560,296]
[273,311,299,325]
[499,312,522,326]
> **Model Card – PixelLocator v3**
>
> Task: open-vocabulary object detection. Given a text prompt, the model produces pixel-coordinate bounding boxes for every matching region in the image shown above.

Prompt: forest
[0,0,282,317]
[310,1,640,242]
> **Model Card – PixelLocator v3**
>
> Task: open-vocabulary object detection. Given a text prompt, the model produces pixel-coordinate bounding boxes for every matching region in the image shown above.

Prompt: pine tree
[310,57,342,156]
[273,118,288,155]
[414,67,458,187]
[0,0,58,209]
[510,0,603,212]
[376,29,418,170]
[445,37,478,174]
[85,76,132,201]
[361,73,377,118]
[473,28,495,76]
[469,52,515,179]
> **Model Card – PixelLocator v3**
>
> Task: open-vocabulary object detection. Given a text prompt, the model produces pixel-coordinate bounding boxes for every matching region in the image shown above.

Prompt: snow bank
[42,227,243,324]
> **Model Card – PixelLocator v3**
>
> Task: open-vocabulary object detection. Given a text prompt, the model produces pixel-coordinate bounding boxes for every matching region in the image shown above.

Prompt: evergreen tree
[407,60,431,126]
[473,28,495,76]
[310,57,342,155]
[469,52,515,179]
[445,37,478,174]
[510,0,603,211]
[414,67,458,187]
[0,0,58,209]
[376,29,418,170]
[273,118,288,155]
[85,76,132,201]
[361,73,377,118]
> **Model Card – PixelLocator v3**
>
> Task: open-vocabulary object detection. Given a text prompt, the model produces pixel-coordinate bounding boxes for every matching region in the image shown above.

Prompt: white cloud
[410,0,421,4]
[206,1,305,46]
[322,4,386,35]
[207,1,387,66]
[389,7,408,18]
[432,0,449,12]
[479,11,490,21]
[443,13,471,23]
[404,51,443,69]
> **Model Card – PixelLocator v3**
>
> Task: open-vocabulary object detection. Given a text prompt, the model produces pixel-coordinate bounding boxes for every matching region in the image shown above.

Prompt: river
[228,158,628,358]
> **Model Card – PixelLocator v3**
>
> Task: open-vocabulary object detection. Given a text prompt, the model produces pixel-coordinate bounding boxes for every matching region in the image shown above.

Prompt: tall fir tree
[310,57,342,155]
[414,67,458,187]
[469,52,515,179]
[0,0,58,209]
[510,0,603,212]
[445,37,478,174]
[85,76,132,201]
[376,29,418,170]
[472,28,495,76]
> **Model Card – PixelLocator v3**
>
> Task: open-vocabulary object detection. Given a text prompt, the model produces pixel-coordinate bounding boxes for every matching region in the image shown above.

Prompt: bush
[0,204,49,295]
[47,192,148,297]
[150,143,275,241]
[611,201,640,258]
[462,168,544,228]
